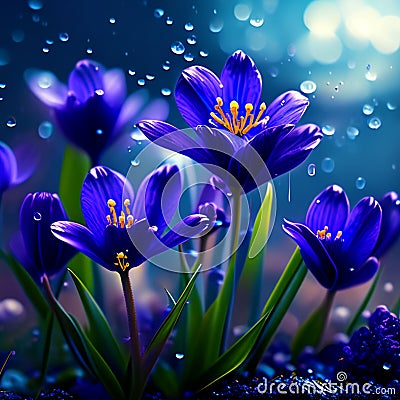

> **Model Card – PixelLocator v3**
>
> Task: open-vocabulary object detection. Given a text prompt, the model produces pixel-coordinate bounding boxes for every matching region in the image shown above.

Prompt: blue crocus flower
[373,191,400,257]
[25,59,169,164]
[50,165,210,273]
[10,192,77,283]
[138,50,322,193]
[283,185,382,291]
[0,141,34,200]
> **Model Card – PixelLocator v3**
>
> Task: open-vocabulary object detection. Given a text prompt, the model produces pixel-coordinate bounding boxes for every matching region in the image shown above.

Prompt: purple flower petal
[81,166,134,242]
[266,124,322,178]
[282,219,338,290]
[306,185,350,235]
[132,165,182,233]
[175,65,222,128]
[341,197,382,267]
[12,142,38,186]
[335,257,379,291]
[220,50,262,108]
[51,221,106,267]
[374,192,400,257]
[266,90,309,128]
[0,141,17,192]
[68,60,104,102]
[24,68,68,108]
[103,68,126,110]
[134,98,169,122]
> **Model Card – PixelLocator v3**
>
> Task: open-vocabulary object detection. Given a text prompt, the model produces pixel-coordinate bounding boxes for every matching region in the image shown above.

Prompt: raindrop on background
[171,41,185,55]
[355,177,366,190]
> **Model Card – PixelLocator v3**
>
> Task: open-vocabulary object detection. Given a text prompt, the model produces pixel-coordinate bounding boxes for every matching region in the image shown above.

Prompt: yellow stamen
[106,215,112,225]
[210,97,268,136]
[119,210,126,228]
[336,231,343,239]
[107,199,117,225]
[114,251,130,272]
[127,215,134,228]
[124,199,131,215]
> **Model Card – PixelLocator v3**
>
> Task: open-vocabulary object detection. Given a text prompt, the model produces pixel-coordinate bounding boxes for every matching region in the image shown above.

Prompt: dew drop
[154,8,164,18]
[38,121,53,139]
[33,212,42,221]
[59,32,69,42]
[355,177,366,190]
[145,74,155,81]
[346,126,359,140]
[368,117,381,130]
[175,353,184,360]
[170,41,185,55]
[0,83,6,89]
[307,163,316,176]
[130,159,140,166]
[45,39,54,45]
[137,79,145,86]
[95,89,104,96]
[162,60,171,71]
[31,328,40,338]
[384,282,394,293]
[184,53,194,62]
[128,69,136,76]
[383,362,391,371]
[165,17,173,25]
[149,225,158,232]
[322,125,335,136]
[161,88,171,96]
[12,30,25,43]
[365,70,377,81]
[96,129,103,135]
[386,101,397,111]
[249,17,264,27]
[42,47,49,53]
[199,50,208,57]
[184,22,194,31]
[6,117,16,128]
[321,157,335,173]
[209,18,223,33]
[300,80,317,94]
[86,48,93,54]
[187,34,197,45]
[109,17,116,24]
[362,104,374,115]
[28,0,43,10]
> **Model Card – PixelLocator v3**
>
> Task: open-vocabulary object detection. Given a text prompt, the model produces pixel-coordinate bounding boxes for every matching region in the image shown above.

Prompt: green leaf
[244,247,307,370]
[141,263,202,381]
[151,361,180,399]
[0,250,49,321]
[193,309,271,391]
[69,269,127,376]
[291,290,335,360]
[347,268,382,335]
[42,276,125,399]
[238,183,273,325]
[59,145,90,223]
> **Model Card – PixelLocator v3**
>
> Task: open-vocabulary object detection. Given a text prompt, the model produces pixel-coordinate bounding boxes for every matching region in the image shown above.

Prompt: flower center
[210,97,268,136]
[106,198,134,229]
[114,251,129,271]
[317,226,343,241]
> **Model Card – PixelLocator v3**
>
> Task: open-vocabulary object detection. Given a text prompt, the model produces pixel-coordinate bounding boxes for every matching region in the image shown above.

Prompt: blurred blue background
[1,0,400,342]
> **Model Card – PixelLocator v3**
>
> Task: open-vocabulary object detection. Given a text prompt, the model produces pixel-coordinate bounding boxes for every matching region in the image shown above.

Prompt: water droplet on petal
[38,121,53,139]
[175,353,184,360]
[161,88,171,96]
[249,17,264,27]
[322,125,335,136]
[59,32,69,42]
[307,163,316,176]
[149,225,158,232]
[33,212,42,221]
[346,126,359,140]
[154,8,164,18]
[362,104,374,115]
[95,89,104,96]
[355,177,366,190]
[368,117,381,130]
[6,117,16,128]
[300,80,317,94]
[383,362,391,371]
[184,22,194,31]
[321,157,335,173]
[130,159,140,166]
[171,41,185,55]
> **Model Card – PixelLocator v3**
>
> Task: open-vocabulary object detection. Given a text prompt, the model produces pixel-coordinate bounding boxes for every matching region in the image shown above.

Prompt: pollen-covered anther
[335,231,343,239]
[124,199,131,215]
[210,97,268,136]
[114,251,130,272]
[107,199,134,228]
[107,199,117,225]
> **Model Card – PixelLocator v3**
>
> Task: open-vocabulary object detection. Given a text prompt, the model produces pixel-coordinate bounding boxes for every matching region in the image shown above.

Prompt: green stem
[120,271,141,400]
[347,268,383,335]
